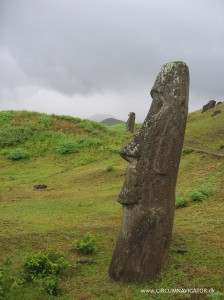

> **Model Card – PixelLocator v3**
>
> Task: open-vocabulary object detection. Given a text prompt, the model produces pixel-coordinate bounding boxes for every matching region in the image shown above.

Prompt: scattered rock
[201,100,216,112]
[211,110,221,117]
[76,259,95,265]
[216,102,222,105]
[177,249,188,255]
[109,61,189,283]
[33,184,48,190]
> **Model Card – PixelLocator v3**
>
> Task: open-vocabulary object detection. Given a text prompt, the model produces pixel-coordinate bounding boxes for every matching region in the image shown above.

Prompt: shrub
[46,250,70,273]
[182,147,193,155]
[23,253,53,281]
[36,276,60,296]
[23,251,69,282]
[23,251,69,295]
[175,198,188,209]
[7,149,30,161]
[190,190,208,202]
[55,139,80,154]
[0,125,22,147]
[0,123,36,147]
[74,233,98,254]
[197,188,212,197]
[219,143,224,149]
[106,165,114,172]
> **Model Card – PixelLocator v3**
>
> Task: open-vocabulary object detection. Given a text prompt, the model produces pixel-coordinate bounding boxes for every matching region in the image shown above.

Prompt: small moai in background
[109,61,189,283]
[126,112,135,133]
[201,100,216,112]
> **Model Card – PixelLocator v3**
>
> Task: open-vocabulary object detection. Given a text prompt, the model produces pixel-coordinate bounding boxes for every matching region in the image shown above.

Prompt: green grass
[184,102,224,150]
[0,109,224,299]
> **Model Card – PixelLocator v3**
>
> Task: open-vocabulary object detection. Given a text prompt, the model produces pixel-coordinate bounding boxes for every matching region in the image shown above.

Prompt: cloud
[0,0,224,120]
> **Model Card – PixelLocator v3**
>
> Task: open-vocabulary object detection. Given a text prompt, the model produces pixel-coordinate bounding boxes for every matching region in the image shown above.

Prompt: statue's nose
[120,140,140,163]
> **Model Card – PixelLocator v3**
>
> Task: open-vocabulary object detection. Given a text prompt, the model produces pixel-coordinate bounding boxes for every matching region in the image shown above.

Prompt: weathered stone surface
[126,112,135,133]
[211,110,221,117]
[109,61,189,282]
[202,100,216,112]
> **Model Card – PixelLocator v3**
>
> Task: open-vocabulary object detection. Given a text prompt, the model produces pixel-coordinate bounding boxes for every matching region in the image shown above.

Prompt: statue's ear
[117,160,138,205]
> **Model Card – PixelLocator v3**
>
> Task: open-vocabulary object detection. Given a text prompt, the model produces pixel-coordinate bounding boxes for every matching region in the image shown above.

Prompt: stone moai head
[109,61,189,282]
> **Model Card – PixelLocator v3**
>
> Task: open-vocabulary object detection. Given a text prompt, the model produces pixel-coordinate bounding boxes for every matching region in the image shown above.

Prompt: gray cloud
[0,0,224,121]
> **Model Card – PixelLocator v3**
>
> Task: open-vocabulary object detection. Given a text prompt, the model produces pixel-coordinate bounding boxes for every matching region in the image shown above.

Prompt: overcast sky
[0,0,223,121]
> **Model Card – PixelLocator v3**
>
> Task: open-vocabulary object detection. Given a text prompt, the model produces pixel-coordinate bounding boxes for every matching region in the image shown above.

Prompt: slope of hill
[0,108,223,299]
[100,117,125,126]
[184,103,224,150]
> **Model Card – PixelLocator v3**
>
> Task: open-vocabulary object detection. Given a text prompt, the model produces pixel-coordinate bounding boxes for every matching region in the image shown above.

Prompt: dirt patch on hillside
[51,118,84,135]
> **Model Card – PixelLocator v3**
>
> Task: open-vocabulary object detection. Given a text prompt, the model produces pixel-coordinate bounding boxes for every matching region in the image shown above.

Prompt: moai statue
[126,112,135,133]
[109,61,189,282]
[201,100,216,112]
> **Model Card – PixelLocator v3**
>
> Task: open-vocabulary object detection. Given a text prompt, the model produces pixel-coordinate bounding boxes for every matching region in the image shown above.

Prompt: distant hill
[100,118,125,126]
[89,114,113,122]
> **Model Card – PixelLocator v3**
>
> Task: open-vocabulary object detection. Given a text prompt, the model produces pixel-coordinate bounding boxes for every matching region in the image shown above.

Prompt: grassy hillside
[0,107,224,299]
[184,104,224,151]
